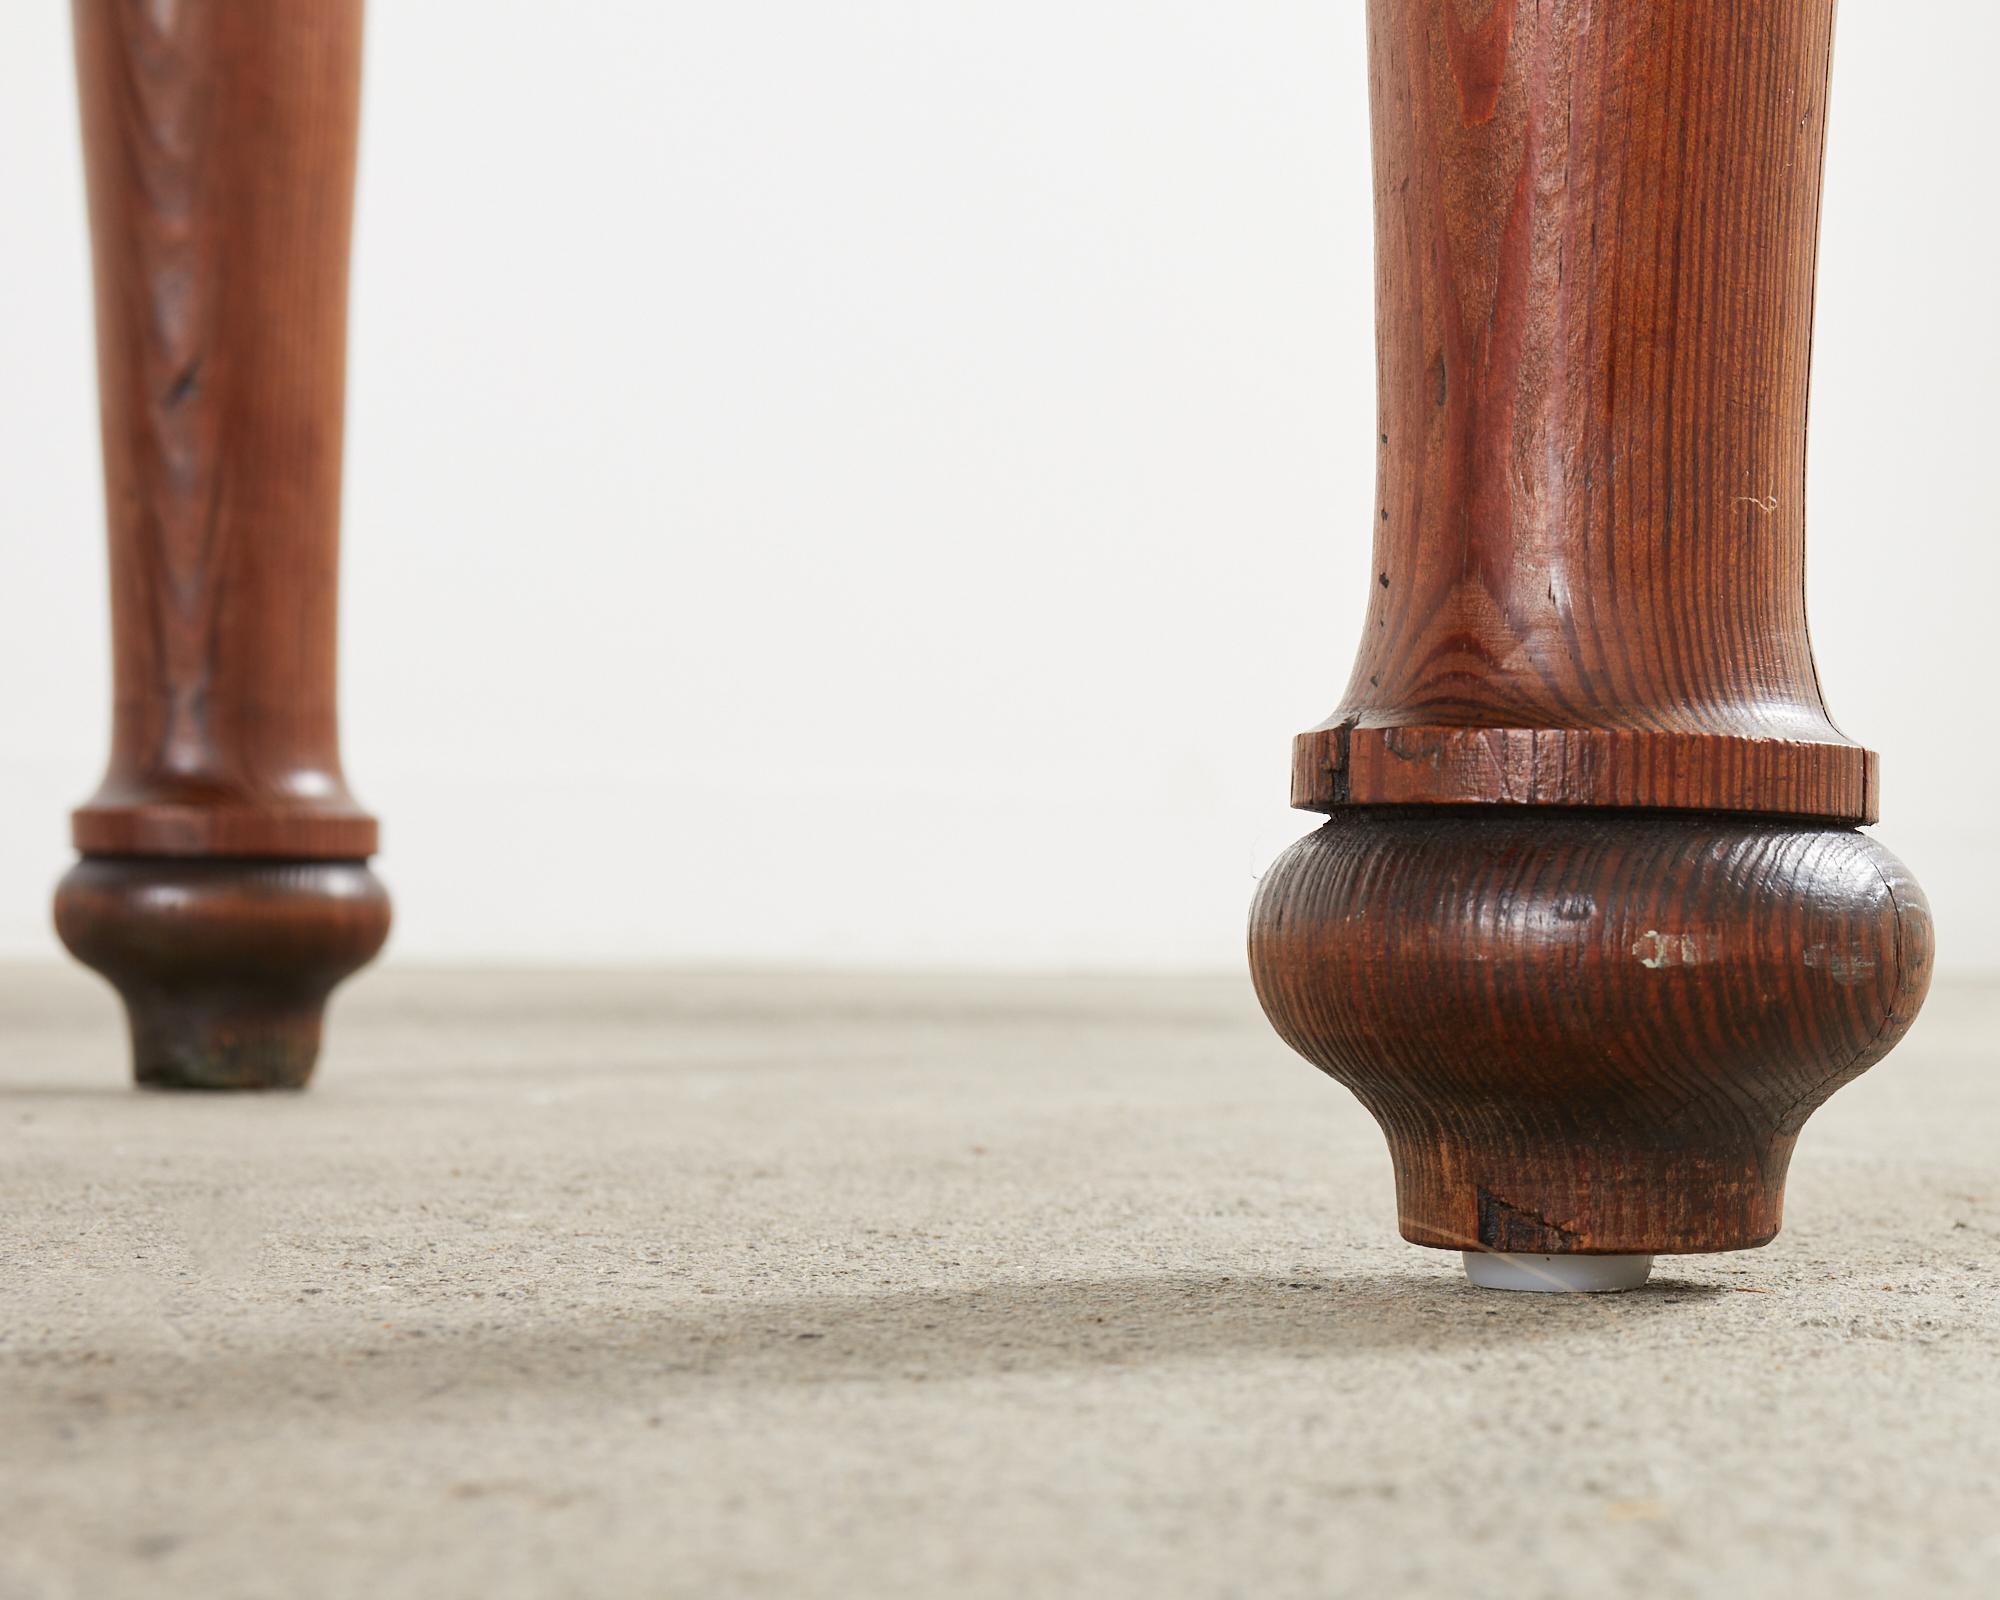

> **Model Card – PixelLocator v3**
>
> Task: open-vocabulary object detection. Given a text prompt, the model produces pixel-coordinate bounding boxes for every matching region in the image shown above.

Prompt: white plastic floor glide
[1461,1252,1655,1293]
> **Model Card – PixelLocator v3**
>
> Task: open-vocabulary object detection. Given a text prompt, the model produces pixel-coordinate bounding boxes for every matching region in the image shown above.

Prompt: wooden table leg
[56,1,388,1090]
[1247,0,1932,1286]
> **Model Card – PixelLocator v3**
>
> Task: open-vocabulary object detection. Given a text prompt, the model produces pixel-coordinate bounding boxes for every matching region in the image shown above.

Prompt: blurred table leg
[56,0,388,1089]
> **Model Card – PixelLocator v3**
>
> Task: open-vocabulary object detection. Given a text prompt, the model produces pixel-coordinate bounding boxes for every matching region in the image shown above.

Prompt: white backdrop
[2,3,1993,971]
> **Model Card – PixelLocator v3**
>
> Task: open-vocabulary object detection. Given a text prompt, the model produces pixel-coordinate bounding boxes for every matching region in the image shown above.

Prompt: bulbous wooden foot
[55,860,391,1091]
[1248,812,1932,1257]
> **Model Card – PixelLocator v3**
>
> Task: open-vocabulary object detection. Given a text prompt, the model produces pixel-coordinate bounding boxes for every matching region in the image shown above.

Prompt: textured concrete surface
[2,965,1996,1599]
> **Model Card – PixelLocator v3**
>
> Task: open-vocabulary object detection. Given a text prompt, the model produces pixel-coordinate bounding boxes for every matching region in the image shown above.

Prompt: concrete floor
[2,965,1995,1599]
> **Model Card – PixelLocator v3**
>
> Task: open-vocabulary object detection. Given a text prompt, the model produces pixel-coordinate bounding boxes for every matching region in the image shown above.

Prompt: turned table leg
[1248,0,1931,1288]
[56,1,388,1090]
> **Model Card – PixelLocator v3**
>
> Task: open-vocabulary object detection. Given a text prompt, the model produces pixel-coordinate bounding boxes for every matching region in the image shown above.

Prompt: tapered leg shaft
[1247,0,1931,1275]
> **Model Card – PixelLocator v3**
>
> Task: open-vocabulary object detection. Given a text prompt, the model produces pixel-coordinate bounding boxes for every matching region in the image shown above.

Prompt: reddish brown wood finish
[1251,814,1931,1254]
[1249,0,1932,1257]
[56,861,390,1092]
[1295,0,1869,822]
[57,0,385,1089]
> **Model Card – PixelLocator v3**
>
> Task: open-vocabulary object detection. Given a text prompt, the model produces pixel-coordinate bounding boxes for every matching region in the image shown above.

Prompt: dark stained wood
[1250,813,1931,1253]
[57,0,385,1088]
[56,860,390,1091]
[1293,0,1869,821]
[1249,0,1934,1258]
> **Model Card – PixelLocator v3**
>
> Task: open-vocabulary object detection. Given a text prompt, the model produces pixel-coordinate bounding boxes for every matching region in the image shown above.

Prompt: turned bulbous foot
[1248,811,1932,1256]
[55,859,391,1091]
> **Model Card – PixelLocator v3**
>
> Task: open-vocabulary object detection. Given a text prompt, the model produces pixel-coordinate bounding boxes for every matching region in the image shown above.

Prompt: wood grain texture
[1294,0,1869,821]
[61,1,385,1089]
[1251,0,1935,1258]
[1250,812,1932,1253]
[69,0,376,858]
